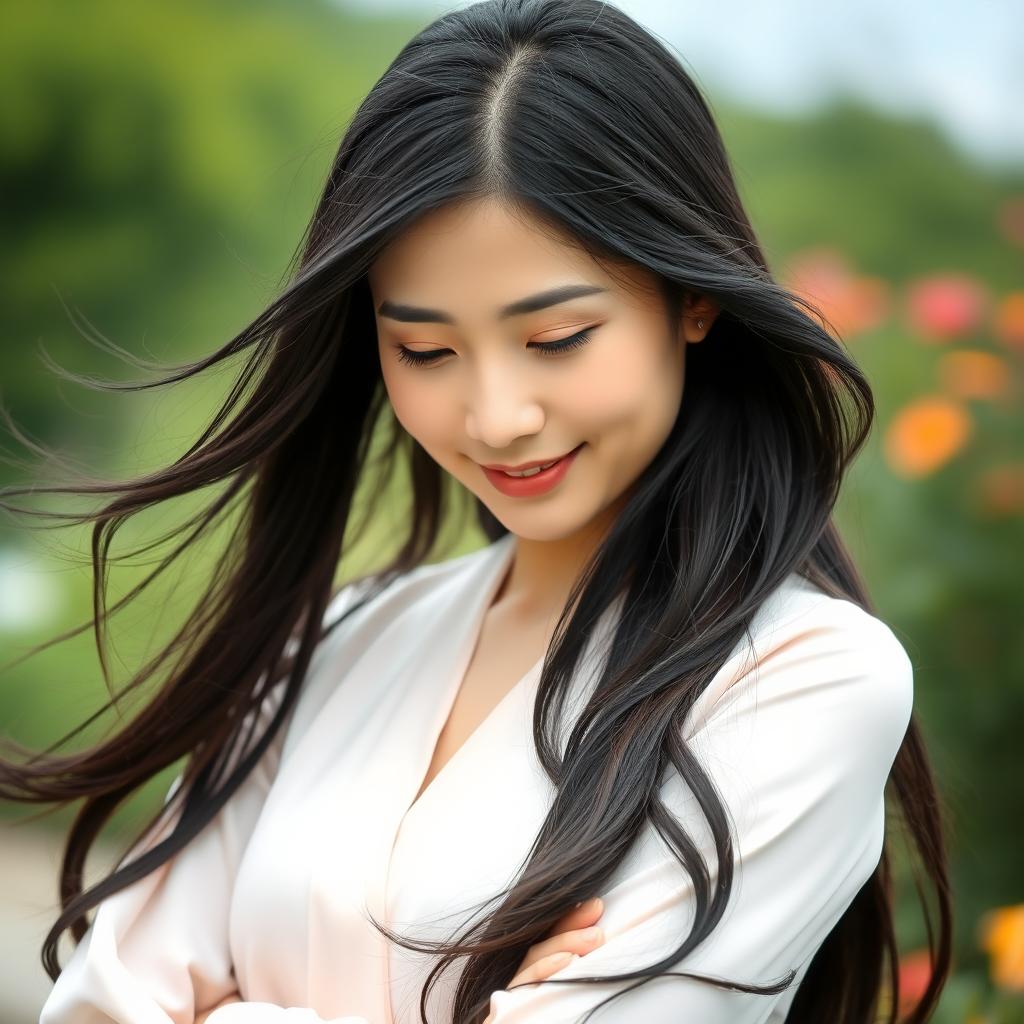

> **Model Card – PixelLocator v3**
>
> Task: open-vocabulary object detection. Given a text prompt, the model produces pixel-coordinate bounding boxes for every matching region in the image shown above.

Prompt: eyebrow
[376,284,608,324]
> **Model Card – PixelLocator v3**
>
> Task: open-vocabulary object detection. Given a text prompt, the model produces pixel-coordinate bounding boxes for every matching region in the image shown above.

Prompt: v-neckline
[403,534,544,819]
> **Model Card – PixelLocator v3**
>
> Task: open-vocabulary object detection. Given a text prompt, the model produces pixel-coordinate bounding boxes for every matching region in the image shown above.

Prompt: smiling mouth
[501,457,563,478]
[483,444,584,477]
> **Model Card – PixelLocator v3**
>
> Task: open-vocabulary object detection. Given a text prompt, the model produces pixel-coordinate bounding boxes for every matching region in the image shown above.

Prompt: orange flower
[883,396,973,478]
[977,463,1024,517]
[896,948,934,1019]
[937,350,1012,400]
[783,247,891,340]
[977,903,1024,992]
[993,291,1024,351]
[905,273,990,342]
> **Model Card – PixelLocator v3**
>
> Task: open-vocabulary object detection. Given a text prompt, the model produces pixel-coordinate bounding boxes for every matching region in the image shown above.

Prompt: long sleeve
[39,584,375,1024]
[485,598,915,1023]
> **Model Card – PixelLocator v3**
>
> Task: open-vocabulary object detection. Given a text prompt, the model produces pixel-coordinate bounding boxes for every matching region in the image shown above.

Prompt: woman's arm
[38,681,288,1024]
[196,901,608,1024]
[483,602,914,1023]
[39,584,370,1024]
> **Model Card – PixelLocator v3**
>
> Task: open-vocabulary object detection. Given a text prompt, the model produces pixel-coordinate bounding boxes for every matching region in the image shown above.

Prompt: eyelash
[395,328,595,368]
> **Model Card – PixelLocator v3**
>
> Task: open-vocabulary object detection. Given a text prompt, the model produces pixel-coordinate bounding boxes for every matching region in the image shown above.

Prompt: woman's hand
[195,990,243,1024]
[482,896,606,1024]
[192,900,606,1024]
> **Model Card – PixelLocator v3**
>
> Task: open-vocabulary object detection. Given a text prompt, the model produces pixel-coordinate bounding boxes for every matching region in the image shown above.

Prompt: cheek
[577,331,683,431]
[382,367,441,443]
[382,364,458,452]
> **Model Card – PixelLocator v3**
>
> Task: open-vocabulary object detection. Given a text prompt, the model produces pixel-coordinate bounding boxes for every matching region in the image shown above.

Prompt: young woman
[2,1,952,1022]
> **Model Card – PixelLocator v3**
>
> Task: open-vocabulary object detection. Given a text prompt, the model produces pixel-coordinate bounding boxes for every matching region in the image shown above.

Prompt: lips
[482,445,581,474]
[481,443,585,498]
[500,456,563,477]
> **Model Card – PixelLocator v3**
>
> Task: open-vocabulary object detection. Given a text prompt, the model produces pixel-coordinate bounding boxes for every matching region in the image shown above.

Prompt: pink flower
[905,273,990,342]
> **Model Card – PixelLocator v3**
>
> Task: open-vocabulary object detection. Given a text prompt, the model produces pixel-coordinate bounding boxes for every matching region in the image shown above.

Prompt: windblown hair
[0,1,951,1021]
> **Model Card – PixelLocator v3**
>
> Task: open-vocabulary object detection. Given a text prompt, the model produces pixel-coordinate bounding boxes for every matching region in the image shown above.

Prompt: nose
[464,358,545,450]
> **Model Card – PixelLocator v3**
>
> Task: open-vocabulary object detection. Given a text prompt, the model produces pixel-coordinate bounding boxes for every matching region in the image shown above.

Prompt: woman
[2,0,951,1021]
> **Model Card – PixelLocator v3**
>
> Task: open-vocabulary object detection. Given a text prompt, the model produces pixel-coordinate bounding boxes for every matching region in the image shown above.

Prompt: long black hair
[1,1,951,1021]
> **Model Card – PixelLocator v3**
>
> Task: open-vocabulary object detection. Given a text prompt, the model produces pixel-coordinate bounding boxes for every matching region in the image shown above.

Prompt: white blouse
[39,531,914,1024]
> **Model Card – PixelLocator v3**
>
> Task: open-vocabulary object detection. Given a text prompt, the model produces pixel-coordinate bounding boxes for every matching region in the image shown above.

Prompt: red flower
[905,273,990,342]
[896,948,934,1019]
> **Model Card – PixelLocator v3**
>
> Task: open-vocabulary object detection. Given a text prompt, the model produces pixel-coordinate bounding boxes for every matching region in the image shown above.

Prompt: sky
[340,0,1024,170]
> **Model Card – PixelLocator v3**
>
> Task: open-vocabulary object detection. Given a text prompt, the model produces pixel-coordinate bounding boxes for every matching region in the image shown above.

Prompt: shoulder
[275,540,507,746]
[691,572,915,752]
[753,572,913,677]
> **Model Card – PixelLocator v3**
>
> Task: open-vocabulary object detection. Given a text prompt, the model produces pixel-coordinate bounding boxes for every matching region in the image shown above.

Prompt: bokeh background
[1,1,1022,1021]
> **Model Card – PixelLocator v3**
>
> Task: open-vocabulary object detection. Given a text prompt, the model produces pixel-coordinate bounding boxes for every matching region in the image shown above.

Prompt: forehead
[369,198,586,287]
[367,197,659,310]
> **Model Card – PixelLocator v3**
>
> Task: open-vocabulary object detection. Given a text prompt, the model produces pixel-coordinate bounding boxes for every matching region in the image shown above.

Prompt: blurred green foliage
[1,1,1022,1018]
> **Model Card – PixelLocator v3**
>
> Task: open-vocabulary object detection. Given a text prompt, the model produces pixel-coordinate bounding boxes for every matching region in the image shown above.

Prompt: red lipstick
[481,443,585,497]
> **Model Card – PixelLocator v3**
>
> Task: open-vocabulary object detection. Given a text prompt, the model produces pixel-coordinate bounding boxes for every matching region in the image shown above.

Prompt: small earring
[697,319,704,330]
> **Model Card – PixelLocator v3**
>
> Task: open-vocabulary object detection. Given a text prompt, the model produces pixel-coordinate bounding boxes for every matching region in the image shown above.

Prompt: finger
[515,898,606,976]
[520,898,604,972]
[521,922,605,972]
[509,949,580,989]
[547,896,604,936]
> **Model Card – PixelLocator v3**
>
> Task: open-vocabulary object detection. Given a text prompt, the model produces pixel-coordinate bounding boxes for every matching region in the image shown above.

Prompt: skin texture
[368,196,719,625]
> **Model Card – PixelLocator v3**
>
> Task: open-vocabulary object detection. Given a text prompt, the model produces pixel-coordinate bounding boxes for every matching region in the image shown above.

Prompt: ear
[682,292,721,343]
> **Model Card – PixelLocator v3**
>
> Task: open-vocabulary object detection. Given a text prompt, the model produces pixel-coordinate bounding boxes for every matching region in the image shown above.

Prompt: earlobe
[681,314,712,345]
[682,293,719,343]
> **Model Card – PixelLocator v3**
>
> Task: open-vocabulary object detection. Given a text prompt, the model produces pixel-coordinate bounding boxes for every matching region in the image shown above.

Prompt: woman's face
[368,196,710,543]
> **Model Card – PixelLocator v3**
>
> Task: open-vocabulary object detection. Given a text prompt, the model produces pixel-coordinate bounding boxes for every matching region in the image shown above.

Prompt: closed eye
[395,328,595,368]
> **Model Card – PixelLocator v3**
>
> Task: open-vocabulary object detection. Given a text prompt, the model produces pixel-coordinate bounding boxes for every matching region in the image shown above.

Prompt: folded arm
[484,603,913,1023]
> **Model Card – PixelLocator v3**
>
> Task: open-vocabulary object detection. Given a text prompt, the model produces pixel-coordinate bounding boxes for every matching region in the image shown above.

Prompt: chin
[492,510,599,545]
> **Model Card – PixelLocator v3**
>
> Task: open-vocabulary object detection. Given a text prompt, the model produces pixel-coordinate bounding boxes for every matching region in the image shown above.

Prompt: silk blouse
[39,531,914,1024]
